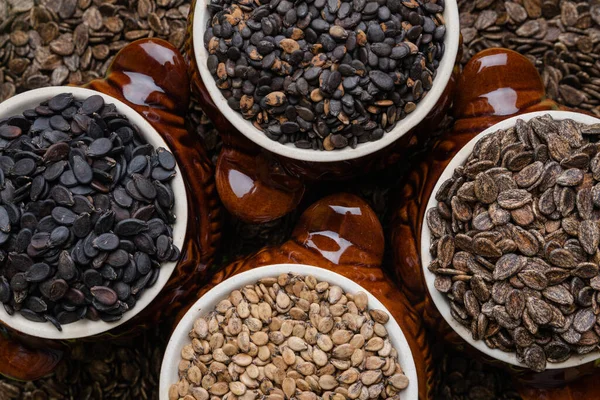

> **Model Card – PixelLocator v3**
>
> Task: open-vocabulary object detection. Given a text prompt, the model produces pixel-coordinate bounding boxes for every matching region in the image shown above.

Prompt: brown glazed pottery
[0,39,222,381]
[189,192,436,399]
[184,0,461,224]
[390,47,600,392]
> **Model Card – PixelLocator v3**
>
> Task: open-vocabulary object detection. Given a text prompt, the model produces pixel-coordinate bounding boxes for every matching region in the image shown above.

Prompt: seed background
[0,0,597,398]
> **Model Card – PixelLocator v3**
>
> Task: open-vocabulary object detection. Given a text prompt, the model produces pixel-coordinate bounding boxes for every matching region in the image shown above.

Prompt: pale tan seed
[230,381,247,396]
[365,337,384,351]
[332,329,353,345]
[209,381,229,396]
[288,336,308,351]
[319,375,338,390]
[187,365,203,385]
[351,348,365,367]
[313,347,329,366]
[365,356,385,370]
[369,309,390,324]
[333,344,355,359]
[193,318,209,339]
[190,387,209,400]
[338,368,360,384]
[389,373,410,389]
[277,291,291,309]
[232,353,253,366]
[282,346,296,365]
[282,377,296,399]
[181,344,195,361]
[353,292,368,311]
[329,286,343,304]
[360,370,382,385]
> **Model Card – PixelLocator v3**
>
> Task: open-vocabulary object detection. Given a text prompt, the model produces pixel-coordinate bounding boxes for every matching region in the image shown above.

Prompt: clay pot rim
[192,0,460,163]
[0,86,188,340]
[159,263,419,399]
[421,110,600,370]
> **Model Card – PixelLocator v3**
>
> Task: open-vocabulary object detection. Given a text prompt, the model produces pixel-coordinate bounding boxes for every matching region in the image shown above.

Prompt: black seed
[157,147,176,170]
[52,207,77,225]
[49,115,70,132]
[81,95,105,115]
[50,226,70,246]
[13,158,36,176]
[90,286,118,306]
[72,213,92,238]
[106,249,129,268]
[25,263,51,282]
[132,174,157,199]
[72,155,93,184]
[0,125,22,139]
[86,138,113,157]
[93,233,120,251]
[20,309,46,322]
[26,296,48,313]
[83,269,103,288]
[48,93,74,111]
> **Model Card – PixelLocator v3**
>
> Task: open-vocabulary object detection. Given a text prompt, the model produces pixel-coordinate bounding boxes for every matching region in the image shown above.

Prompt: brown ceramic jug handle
[0,330,65,381]
[185,35,305,223]
[85,39,222,333]
[190,194,435,399]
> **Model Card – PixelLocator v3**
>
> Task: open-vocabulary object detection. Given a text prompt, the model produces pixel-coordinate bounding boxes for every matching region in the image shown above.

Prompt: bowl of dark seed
[0,87,186,340]
[160,264,417,400]
[193,0,459,161]
[421,111,600,372]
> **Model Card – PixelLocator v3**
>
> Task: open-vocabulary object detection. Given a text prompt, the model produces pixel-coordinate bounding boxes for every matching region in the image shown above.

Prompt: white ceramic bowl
[192,0,460,163]
[421,110,600,370]
[160,263,419,399]
[0,86,188,340]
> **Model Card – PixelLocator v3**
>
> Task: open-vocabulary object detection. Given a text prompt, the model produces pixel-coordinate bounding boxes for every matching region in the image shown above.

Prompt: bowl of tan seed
[160,263,418,400]
[421,111,600,372]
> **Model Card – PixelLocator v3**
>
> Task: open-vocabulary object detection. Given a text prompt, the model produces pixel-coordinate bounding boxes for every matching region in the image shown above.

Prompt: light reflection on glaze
[140,41,177,66]
[481,87,519,116]
[228,168,255,198]
[329,205,362,215]
[477,52,508,73]
[122,72,165,106]
[304,230,353,265]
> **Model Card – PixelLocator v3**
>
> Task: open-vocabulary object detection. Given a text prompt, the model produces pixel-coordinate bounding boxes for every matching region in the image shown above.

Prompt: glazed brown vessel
[185,0,461,224]
[187,192,437,399]
[0,39,222,381]
[390,47,600,392]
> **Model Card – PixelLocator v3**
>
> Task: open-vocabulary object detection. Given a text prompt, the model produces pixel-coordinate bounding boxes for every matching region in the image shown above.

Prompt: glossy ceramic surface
[421,110,600,370]
[185,0,461,223]
[0,87,188,340]
[388,47,600,389]
[160,264,419,400]
[181,193,436,399]
[0,38,222,381]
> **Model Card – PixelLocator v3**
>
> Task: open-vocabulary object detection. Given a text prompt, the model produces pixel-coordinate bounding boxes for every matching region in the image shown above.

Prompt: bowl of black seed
[192,0,459,162]
[421,111,600,372]
[0,87,187,340]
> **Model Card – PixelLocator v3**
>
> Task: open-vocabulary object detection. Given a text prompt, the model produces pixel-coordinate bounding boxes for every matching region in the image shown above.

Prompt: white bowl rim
[192,0,460,163]
[420,110,600,370]
[159,263,419,399]
[0,86,188,340]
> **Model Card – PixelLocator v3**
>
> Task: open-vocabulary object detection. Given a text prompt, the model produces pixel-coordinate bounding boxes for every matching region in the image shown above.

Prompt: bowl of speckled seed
[160,264,418,400]
[0,86,187,340]
[192,0,459,162]
[421,110,600,373]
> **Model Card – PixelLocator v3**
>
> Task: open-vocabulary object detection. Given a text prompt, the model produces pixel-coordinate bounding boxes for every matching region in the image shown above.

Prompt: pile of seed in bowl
[427,115,600,372]
[0,92,180,330]
[204,0,446,150]
[169,273,409,400]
